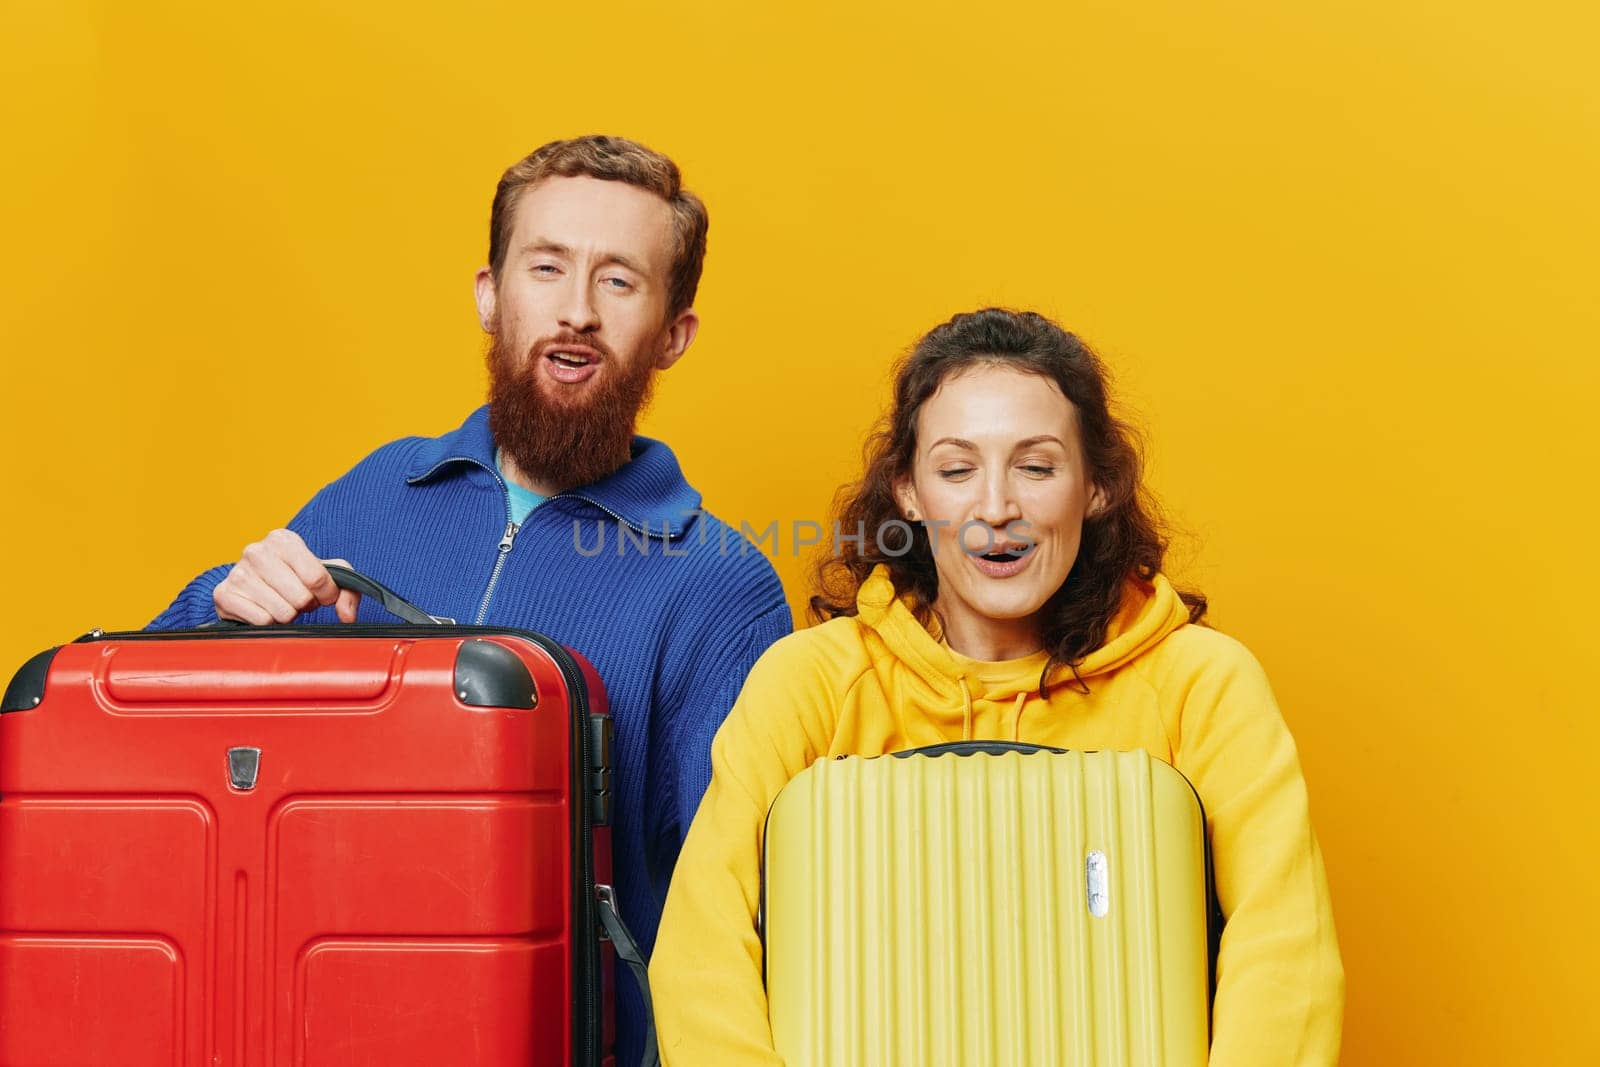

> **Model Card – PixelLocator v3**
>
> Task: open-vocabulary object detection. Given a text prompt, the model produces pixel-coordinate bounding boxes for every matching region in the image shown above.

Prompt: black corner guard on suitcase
[453,639,538,709]
[2,645,61,712]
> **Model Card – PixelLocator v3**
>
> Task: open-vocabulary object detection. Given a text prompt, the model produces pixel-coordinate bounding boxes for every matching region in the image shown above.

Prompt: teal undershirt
[495,449,546,526]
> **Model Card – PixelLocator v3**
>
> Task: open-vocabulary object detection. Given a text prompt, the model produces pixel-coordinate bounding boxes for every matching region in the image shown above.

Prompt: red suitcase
[0,567,648,1067]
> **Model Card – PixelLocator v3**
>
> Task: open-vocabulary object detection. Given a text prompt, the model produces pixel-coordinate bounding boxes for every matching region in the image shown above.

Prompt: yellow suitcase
[761,743,1214,1066]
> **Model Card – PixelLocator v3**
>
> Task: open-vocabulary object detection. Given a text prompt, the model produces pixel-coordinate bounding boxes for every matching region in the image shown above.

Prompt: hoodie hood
[854,564,1191,724]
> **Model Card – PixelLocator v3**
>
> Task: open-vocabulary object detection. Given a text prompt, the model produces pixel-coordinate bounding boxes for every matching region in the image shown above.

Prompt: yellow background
[3,1,1597,1062]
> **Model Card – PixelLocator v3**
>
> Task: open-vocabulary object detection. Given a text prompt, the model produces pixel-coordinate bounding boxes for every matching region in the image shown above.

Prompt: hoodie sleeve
[649,630,844,1066]
[1168,633,1345,1067]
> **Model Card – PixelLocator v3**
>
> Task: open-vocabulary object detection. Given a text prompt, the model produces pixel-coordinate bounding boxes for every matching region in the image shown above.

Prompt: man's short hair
[489,135,709,318]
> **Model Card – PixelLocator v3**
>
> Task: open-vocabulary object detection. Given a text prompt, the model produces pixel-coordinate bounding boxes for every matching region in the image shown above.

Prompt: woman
[650,309,1344,1065]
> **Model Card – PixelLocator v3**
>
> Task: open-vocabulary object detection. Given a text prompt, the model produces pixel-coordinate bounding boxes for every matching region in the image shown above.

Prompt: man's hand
[213,529,360,624]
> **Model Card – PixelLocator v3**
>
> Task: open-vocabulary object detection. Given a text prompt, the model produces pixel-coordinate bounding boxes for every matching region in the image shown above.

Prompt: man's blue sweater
[150,407,792,1066]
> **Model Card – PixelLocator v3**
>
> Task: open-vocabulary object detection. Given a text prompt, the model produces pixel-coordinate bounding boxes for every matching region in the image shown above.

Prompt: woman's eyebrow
[928,434,1069,451]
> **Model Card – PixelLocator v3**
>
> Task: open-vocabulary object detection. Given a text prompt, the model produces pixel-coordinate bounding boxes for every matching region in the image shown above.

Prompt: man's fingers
[218,535,364,625]
[214,581,273,626]
[240,542,321,615]
[324,558,361,622]
[266,530,340,607]
[235,570,303,624]
[216,570,300,625]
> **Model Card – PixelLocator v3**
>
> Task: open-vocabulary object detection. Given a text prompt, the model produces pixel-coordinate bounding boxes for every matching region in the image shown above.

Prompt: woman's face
[896,363,1103,654]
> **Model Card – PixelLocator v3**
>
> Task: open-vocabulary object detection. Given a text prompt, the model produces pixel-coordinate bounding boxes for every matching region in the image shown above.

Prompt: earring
[907,511,918,522]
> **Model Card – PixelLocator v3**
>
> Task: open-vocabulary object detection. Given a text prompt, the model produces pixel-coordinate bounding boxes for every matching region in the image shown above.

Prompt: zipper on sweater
[439,458,680,625]
[553,492,698,547]
[409,456,520,625]
[470,454,520,627]
[552,492,650,538]
[473,520,519,625]
[412,457,680,546]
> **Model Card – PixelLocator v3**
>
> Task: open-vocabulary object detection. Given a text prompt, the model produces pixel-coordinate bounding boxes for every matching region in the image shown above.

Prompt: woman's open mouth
[967,543,1035,578]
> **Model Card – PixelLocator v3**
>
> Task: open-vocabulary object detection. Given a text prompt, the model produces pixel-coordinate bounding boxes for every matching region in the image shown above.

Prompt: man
[150,135,792,1066]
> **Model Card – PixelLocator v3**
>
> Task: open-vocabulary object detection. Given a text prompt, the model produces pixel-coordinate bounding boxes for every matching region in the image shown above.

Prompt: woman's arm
[1169,633,1346,1067]
[649,631,844,1066]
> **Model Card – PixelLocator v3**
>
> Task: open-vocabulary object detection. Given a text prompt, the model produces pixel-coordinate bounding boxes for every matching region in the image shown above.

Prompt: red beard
[485,329,658,492]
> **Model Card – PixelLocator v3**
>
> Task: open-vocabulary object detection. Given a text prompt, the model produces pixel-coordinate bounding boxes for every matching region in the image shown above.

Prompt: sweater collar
[403,406,704,537]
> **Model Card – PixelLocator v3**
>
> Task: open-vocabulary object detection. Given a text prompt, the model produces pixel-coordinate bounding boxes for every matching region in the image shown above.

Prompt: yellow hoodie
[651,567,1344,1065]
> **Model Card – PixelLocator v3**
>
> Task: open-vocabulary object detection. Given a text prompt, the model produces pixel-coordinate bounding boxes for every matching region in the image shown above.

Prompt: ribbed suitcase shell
[0,626,616,1067]
[762,747,1210,1067]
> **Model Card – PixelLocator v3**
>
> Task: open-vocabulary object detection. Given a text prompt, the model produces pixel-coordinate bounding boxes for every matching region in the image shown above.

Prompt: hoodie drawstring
[958,680,1029,742]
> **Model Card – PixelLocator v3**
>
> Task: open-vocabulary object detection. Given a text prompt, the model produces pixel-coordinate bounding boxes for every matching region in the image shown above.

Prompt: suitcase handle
[321,564,452,625]
[203,564,451,627]
[596,884,660,1067]
[887,740,1068,759]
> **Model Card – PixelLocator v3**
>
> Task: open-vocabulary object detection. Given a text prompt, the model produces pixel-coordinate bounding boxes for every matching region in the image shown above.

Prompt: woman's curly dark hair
[811,308,1207,688]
